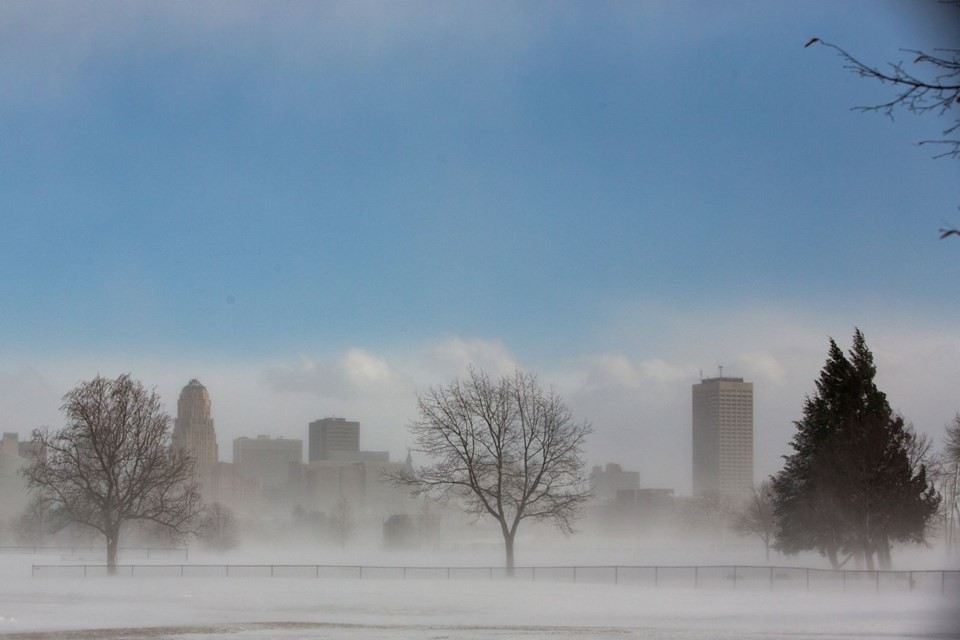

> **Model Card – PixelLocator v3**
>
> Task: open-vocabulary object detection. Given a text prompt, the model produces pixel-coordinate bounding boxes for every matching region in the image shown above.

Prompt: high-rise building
[0,437,29,519]
[308,417,359,462]
[172,379,219,491]
[692,376,753,498]
[233,435,303,489]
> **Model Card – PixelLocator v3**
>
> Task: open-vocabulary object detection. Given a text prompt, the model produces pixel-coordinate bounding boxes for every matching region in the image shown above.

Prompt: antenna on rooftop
[718,365,724,378]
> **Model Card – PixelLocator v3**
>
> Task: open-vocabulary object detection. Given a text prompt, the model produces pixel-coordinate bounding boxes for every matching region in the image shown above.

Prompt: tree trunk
[504,531,515,577]
[826,546,840,570]
[877,538,892,570]
[106,527,119,576]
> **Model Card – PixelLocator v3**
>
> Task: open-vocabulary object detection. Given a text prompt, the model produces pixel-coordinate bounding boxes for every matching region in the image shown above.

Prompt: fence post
[909,571,914,592]
[733,566,737,590]
[806,568,809,592]
[271,565,275,578]
[614,566,618,585]
[147,548,151,560]
[403,567,407,580]
[694,566,698,589]
[131,565,134,577]
[226,565,229,577]
[180,565,184,577]
[316,565,319,579]
[769,566,773,591]
[574,567,578,583]
[654,566,658,587]
[447,567,450,580]
[532,567,536,581]
[489,567,493,580]
[942,571,945,596]
[359,566,364,580]
[83,565,87,578]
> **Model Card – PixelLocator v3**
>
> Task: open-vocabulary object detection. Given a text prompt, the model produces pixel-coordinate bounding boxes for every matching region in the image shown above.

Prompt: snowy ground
[1,553,958,639]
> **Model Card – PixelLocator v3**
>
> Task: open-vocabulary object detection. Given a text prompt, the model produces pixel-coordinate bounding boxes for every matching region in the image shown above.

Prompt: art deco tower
[172,379,219,490]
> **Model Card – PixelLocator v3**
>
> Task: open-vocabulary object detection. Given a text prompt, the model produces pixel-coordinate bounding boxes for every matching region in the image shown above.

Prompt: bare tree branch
[807,25,960,236]
[21,374,203,573]
[732,480,777,561]
[388,367,591,573]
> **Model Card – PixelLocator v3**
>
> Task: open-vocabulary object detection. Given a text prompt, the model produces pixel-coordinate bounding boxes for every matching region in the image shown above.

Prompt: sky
[1,1,958,494]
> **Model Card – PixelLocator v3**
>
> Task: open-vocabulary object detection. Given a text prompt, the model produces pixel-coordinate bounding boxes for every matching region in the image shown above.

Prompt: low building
[308,418,360,462]
[589,463,640,503]
[233,435,303,489]
[211,462,263,517]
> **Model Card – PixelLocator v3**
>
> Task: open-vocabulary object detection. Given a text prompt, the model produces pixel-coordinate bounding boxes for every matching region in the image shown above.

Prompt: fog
[3,0,960,637]
[2,521,959,639]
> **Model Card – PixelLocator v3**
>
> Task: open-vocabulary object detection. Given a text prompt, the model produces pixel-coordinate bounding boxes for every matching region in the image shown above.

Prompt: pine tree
[772,330,939,569]
[772,339,852,568]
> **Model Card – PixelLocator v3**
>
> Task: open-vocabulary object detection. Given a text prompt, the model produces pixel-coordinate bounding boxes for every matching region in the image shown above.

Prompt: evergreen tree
[772,330,939,569]
[772,339,853,568]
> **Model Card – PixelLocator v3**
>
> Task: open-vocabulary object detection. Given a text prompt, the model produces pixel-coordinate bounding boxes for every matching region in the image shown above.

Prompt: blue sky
[1,1,958,492]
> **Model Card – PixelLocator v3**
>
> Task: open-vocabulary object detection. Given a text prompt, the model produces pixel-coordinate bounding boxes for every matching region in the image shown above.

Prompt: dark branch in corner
[806,33,960,239]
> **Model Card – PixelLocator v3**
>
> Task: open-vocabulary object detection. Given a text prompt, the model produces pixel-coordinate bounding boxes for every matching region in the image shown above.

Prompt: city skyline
[1,2,958,494]
[1,329,956,496]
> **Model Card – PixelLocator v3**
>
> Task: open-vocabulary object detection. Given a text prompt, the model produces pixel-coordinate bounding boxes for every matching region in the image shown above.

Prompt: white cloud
[640,358,688,384]
[262,349,411,399]
[0,367,60,434]
[581,354,643,390]
[417,337,521,382]
[737,352,787,386]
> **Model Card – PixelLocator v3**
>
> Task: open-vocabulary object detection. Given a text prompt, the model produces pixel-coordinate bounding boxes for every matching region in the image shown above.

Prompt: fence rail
[29,563,960,594]
[3,546,188,560]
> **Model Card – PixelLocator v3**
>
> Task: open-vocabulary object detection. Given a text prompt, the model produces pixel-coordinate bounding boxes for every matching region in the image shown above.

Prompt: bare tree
[944,415,960,554]
[904,421,938,477]
[732,481,777,561]
[198,502,239,552]
[391,368,591,574]
[22,374,202,574]
[331,495,353,549]
[805,11,960,235]
[681,491,736,543]
[12,495,52,545]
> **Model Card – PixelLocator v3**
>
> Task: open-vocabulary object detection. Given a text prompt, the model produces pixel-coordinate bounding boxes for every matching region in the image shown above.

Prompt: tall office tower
[172,379,220,488]
[692,376,753,498]
[308,417,360,462]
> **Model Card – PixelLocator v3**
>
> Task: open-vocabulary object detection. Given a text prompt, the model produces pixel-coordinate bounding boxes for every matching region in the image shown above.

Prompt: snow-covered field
[1,553,958,639]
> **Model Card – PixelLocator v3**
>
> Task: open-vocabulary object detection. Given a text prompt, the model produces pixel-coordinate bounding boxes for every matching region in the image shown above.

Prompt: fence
[3,546,188,560]
[29,563,960,594]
